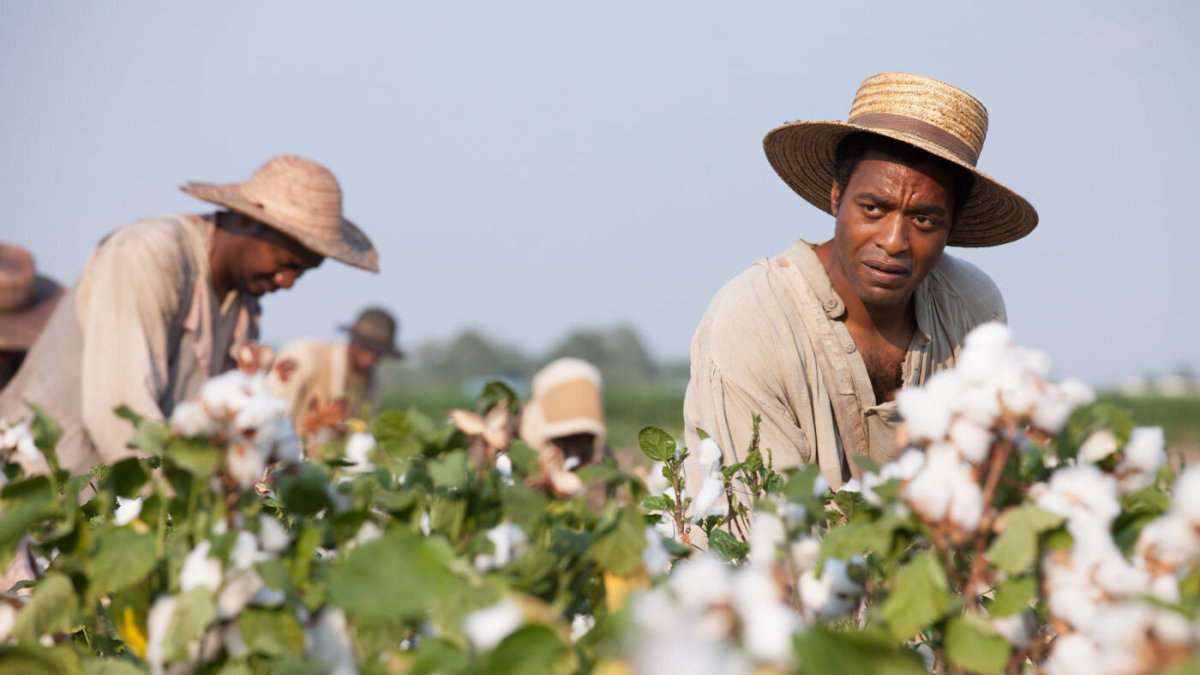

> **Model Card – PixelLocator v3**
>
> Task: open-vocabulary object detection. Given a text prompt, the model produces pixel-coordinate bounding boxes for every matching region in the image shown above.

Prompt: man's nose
[876,215,910,255]
[273,270,297,289]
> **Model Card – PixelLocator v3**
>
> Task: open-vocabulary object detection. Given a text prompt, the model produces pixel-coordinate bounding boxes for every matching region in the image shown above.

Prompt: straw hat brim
[763,121,1038,247]
[180,183,379,272]
[0,276,64,350]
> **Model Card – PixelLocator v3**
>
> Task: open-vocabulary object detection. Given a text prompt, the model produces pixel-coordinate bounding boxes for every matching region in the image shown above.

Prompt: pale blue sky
[2,1,1196,385]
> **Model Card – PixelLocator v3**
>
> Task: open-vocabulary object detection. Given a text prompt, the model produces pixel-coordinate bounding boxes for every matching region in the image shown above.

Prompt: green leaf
[373,410,426,460]
[0,645,81,675]
[86,526,158,603]
[879,552,953,641]
[409,637,469,675]
[821,521,892,560]
[501,485,551,532]
[641,495,674,512]
[237,608,306,657]
[29,403,63,473]
[277,463,333,517]
[794,626,928,675]
[165,436,221,476]
[166,587,217,662]
[13,573,78,646]
[637,427,676,463]
[987,504,1064,575]
[481,625,567,675]
[587,506,646,575]
[945,613,1011,674]
[428,449,469,489]
[478,380,519,415]
[327,530,460,623]
[986,576,1036,617]
[101,458,152,497]
[82,658,146,675]
[506,440,539,479]
[0,492,52,572]
[707,528,749,563]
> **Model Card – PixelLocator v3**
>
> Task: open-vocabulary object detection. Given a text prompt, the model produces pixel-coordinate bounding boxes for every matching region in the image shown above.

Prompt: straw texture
[0,244,64,349]
[763,72,1037,247]
[181,155,379,271]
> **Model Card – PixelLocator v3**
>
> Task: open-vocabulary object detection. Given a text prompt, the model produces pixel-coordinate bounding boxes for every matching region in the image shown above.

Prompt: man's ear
[830,183,841,217]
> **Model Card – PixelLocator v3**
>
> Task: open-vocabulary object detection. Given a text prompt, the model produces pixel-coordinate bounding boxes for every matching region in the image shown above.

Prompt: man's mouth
[862,259,911,286]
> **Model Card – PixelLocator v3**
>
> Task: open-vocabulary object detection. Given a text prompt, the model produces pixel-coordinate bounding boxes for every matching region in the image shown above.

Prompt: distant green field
[380,388,1200,459]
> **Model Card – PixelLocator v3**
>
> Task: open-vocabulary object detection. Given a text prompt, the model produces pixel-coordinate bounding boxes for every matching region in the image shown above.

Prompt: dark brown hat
[0,244,64,350]
[340,307,402,358]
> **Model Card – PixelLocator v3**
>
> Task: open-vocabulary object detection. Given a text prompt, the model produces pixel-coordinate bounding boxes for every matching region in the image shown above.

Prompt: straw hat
[763,72,1038,247]
[340,307,403,358]
[0,244,64,350]
[180,155,379,271]
[519,358,606,454]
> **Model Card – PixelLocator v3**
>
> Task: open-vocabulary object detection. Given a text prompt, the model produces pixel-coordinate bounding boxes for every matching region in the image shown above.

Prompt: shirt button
[824,298,838,310]
[844,342,857,353]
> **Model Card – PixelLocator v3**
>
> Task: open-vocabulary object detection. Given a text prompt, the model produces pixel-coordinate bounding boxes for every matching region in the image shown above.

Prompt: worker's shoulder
[93,215,196,265]
[926,252,1005,315]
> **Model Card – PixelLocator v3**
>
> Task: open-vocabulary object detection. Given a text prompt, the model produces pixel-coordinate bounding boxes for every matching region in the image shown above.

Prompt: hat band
[540,379,603,426]
[848,112,979,167]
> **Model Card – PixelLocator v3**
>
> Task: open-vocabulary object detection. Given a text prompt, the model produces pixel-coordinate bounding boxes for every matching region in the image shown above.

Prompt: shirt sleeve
[75,221,189,464]
[267,340,319,426]
[682,268,812,502]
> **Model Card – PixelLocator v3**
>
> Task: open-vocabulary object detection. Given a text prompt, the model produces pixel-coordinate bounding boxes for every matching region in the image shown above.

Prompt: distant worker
[0,244,63,390]
[269,307,403,428]
[519,358,607,469]
[0,156,379,475]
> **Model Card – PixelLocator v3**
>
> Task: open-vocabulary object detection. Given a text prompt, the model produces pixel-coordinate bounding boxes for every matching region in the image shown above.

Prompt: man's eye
[862,203,880,214]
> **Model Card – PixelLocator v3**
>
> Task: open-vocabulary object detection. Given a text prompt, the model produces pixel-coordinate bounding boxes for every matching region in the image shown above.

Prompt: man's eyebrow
[907,202,948,217]
[854,192,893,206]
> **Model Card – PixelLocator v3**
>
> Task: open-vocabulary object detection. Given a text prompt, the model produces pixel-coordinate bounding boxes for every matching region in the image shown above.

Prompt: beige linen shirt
[683,239,1005,496]
[268,339,380,428]
[0,215,260,475]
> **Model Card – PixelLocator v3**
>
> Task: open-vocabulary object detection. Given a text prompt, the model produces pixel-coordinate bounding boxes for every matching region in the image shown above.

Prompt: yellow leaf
[603,568,649,613]
[121,606,147,659]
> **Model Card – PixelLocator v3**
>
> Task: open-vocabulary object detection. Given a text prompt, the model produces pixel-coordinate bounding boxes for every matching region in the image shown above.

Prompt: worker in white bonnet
[519,357,606,470]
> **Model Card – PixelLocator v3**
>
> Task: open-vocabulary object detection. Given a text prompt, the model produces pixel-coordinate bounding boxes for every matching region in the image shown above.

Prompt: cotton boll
[266,419,302,464]
[170,401,219,438]
[888,449,926,481]
[690,475,729,523]
[258,516,290,554]
[180,541,222,592]
[1174,465,1200,524]
[217,569,266,620]
[1079,429,1119,464]
[1035,464,1121,527]
[342,432,376,474]
[697,437,723,475]
[231,531,266,571]
[1150,574,1181,604]
[570,614,595,642]
[925,371,967,416]
[812,473,829,497]
[475,523,527,571]
[989,611,1034,649]
[948,418,992,464]
[780,501,808,530]
[1123,427,1166,474]
[957,322,1013,384]
[1031,392,1073,434]
[838,478,862,494]
[1058,379,1096,408]
[733,570,798,664]
[306,607,357,675]
[902,445,959,523]
[668,555,733,611]
[897,387,952,443]
[959,385,1002,428]
[642,527,673,577]
[354,521,383,548]
[200,371,251,419]
[1022,349,1052,379]
[996,368,1038,417]
[146,594,178,675]
[748,513,785,567]
[799,557,863,620]
[1042,633,1103,675]
[947,475,984,532]
[494,453,513,480]
[114,497,143,526]
[1134,515,1200,572]
[233,397,286,436]
[645,461,669,496]
[226,443,267,489]
[464,598,524,650]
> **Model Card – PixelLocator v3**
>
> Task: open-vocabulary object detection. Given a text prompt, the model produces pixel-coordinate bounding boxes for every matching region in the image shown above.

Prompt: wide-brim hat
[180,155,379,271]
[340,307,402,358]
[0,244,64,350]
[519,358,606,454]
[763,72,1038,247]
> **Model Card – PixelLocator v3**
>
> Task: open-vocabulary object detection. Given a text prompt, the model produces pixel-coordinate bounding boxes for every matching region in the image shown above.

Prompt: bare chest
[849,330,910,404]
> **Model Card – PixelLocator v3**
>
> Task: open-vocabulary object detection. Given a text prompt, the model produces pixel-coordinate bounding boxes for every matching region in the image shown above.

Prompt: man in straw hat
[684,72,1037,496]
[0,244,64,390]
[269,307,402,431]
[0,155,378,476]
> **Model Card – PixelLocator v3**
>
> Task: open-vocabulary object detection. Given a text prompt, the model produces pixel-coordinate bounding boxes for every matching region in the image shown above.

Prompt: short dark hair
[832,132,975,218]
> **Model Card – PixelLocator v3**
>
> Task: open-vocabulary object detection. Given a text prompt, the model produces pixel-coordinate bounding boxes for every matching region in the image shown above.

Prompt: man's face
[348,340,381,374]
[827,150,958,312]
[231,219,325,297]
